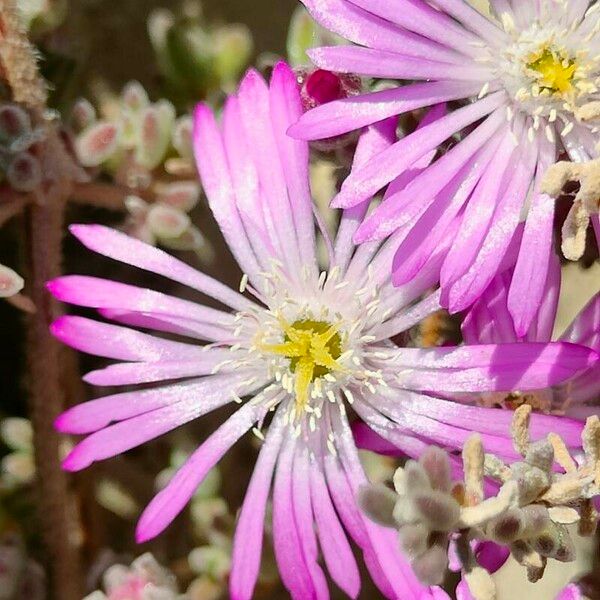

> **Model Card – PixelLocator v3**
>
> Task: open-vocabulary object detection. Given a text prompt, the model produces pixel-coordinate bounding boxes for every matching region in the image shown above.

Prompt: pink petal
[136,402,260,542]
[68,224,251,312]
[230,410,286,600]
[288,80,483,141]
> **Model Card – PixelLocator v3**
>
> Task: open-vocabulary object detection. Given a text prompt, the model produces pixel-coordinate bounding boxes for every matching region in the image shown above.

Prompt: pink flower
[462,255,600,417]
[290,0,600,333]
[49,63,596,600]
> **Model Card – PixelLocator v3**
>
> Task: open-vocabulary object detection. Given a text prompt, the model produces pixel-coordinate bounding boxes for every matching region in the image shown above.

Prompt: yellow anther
[261,318,344,412]
[528,47,577,94]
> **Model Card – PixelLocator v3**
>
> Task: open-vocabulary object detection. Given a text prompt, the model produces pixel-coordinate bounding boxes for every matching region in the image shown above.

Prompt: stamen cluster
[359,405,600,600]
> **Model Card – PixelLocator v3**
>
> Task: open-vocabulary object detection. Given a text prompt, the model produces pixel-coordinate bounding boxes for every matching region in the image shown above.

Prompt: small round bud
[6,153,42,192]
[357,484,397,528]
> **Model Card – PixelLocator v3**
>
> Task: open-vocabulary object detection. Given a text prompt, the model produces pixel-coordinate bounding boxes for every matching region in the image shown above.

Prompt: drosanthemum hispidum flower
[48,63,596,600]
[290,0,600,335]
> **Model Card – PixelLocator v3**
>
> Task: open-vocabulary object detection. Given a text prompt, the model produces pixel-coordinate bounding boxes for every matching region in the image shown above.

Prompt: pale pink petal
[68,224,251,312]
[136,402,260,542]
[288,80,483,141]
[55,371,261,435]
[310,457,361,598]
[273,437,317,599]
[230,410,286,600]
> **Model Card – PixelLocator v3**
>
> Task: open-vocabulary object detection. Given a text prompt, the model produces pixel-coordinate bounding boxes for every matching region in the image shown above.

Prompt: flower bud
[75,122,119,167]
[147,204,191,240]
[213,24,253,88]
[157,181,200,212]
[0,417,33,451]
[135,103,175,170]
[122,80,149,112]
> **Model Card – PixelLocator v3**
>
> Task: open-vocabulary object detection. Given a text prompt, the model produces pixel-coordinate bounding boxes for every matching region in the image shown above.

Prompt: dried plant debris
[359,405,600,600]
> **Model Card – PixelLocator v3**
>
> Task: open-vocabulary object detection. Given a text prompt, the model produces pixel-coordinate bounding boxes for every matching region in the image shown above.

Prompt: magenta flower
[48,63,595,600]
[290,0,600,333]
[462,255,600,418]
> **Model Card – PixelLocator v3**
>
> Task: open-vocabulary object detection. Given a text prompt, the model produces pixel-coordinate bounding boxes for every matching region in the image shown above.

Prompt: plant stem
[25,188,81,600]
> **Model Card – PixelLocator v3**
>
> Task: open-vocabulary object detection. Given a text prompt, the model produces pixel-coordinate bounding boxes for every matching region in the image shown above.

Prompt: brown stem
[25,187,81,600]
[70,181,153,211]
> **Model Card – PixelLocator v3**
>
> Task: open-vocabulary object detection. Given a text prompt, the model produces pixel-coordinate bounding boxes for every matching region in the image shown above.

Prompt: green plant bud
[172,116,193,160]
[0,417,33,451]
[165,20,215,97]
[212,24,253,88]
[147,204,191,240]
[122,81,149,112]
[0,264,24,298]
[398,523,428,558]
[412,490,461,532]
[411,544,448,586]
[135,103,174,170]
[75,121,119,167]
[488,507,525,543]
[286,6,319,67]
[357,484,397,528]
[419,446,452,492]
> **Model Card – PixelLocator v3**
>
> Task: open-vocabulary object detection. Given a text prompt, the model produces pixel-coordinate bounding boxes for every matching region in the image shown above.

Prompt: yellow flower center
[527,47,577,94]
[262,318,344,412]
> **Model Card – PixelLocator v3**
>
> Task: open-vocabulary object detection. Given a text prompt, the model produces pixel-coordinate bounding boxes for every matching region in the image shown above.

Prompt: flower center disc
[263,318,344,412]
[527,47,577,94]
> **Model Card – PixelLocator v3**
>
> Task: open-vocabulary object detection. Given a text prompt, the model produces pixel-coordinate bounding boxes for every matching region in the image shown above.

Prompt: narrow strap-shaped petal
[98,308,228,341]
[331,408,426,599]
[440,125,521,293]
[48,276,233,326]
[428,0,506,43]
[136,401,261,542]
[361,108,506,243]
[509,134,561,336]
[334,92,506,212]
[50,316,220,361]
[334,116,398,273]
[301,0,465,61]
[269,62,318,278]
[444,126,539,312]
[309,453,361,598]
[55,370,261,435]
[237,69,303,277]
[526,254,561,343]
[561,292,600,349]
[221,96,279,272]
[272,435,317,599]
[288,80,483,141]
[308,46,492,80]
[193,103,263,281]
[292,448,330,599]
[68,224,252,312]
[345,0,482,55]
[230,409,286,600]
[83,353,243,386]
[379,342,597,392]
